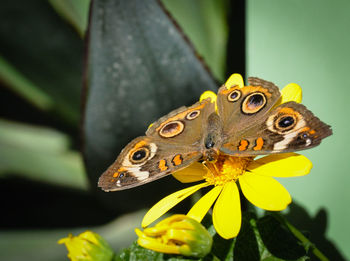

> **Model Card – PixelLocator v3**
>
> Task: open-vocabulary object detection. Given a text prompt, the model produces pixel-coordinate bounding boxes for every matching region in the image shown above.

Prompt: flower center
[203,154,253,186]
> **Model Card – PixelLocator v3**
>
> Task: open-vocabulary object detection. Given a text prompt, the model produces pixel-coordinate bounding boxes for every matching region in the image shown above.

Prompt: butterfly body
[98,77,332,192]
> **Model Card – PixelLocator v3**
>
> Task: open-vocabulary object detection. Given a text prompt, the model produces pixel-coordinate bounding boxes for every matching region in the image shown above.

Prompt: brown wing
[220,101,332,156]
[98,136,201,191]
[217,77,281,139]
[146,97,215,145]
[98,98,215,191]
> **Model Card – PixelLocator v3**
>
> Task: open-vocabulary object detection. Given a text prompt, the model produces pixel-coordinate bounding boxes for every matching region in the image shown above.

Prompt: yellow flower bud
[58,231,114,261]
[136,214,212,258]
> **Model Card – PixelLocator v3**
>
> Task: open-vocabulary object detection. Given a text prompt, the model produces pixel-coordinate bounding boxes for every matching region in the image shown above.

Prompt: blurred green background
[0,0,348,260]
[247,0,350,258]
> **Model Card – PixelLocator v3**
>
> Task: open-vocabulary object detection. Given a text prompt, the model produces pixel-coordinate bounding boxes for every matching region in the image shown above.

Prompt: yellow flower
[142,74,311,239]
[58,231,114,261]
[136,214,212,257]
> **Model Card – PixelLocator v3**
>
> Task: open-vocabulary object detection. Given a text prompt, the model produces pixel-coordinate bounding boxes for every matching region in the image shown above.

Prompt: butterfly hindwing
[220,101,332,156]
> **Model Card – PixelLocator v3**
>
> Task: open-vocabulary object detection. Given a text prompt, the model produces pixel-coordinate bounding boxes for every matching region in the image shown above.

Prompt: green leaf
[234,212,260,261]
[116,242,164,261]
[0,0,83,125]
[161,0,229,81]
[49,0,90,38]
[0,119,88,190]
[211,230,234,261]
[83,0,217,210]
[256,214,307,260]
[116,241,216,261]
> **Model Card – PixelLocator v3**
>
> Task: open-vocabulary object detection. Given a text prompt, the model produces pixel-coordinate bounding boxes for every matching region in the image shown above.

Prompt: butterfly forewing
[99,98,215,191]
[98,136,202,191]
[217,77,281,138]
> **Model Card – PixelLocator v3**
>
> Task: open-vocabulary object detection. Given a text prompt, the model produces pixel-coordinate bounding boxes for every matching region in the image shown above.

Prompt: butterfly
[98,76,332,192]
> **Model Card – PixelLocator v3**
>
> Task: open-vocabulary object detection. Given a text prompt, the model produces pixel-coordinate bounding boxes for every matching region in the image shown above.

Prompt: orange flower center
[203,154,253,186]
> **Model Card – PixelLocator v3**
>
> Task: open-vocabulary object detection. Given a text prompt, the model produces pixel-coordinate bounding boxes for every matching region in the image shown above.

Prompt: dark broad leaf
[234,212,260,261]
[256,214,306,260]
[211,229,234,260]
[83,0,217,211]
[0,0,83,125]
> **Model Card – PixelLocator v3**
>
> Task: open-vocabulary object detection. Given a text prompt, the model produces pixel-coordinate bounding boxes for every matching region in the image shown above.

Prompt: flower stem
[272,213,329,261]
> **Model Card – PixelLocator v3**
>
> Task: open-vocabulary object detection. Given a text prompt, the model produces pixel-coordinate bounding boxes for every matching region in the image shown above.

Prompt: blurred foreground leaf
[83,0,217,210]
[0,210,144,261]
[0,0,83,125]
[0,56,54,111]
[0,119,88,190]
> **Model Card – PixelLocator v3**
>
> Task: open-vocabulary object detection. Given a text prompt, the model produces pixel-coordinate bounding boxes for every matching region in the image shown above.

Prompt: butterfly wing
[98,136,202,191]
[217,77,281,137]
[217,77,332,156]
[98,98,215,191]
[220,101,332,156]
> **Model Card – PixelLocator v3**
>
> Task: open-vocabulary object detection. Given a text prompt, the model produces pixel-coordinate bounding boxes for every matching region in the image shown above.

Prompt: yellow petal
[142,183,209,227]
[136,228,181,254]
[225,73,244,89]
[280,83,302,103]
[239,173,292,211]
[247,153,312,177]
[187,186,223,222]
[213,182,241,239]
[200,91,217,103]
[172,162,207,183]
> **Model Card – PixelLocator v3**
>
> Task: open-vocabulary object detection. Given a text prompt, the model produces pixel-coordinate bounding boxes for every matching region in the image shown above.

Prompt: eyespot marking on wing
[275,115,297,131]
[186,110,201,120]
[227,89,241,102]
[159,120,184,138]
[241,92,267,114]
[122,142,157,167]
[267,107,303,134]
[155,102,207,133]
[129,147,150,164]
